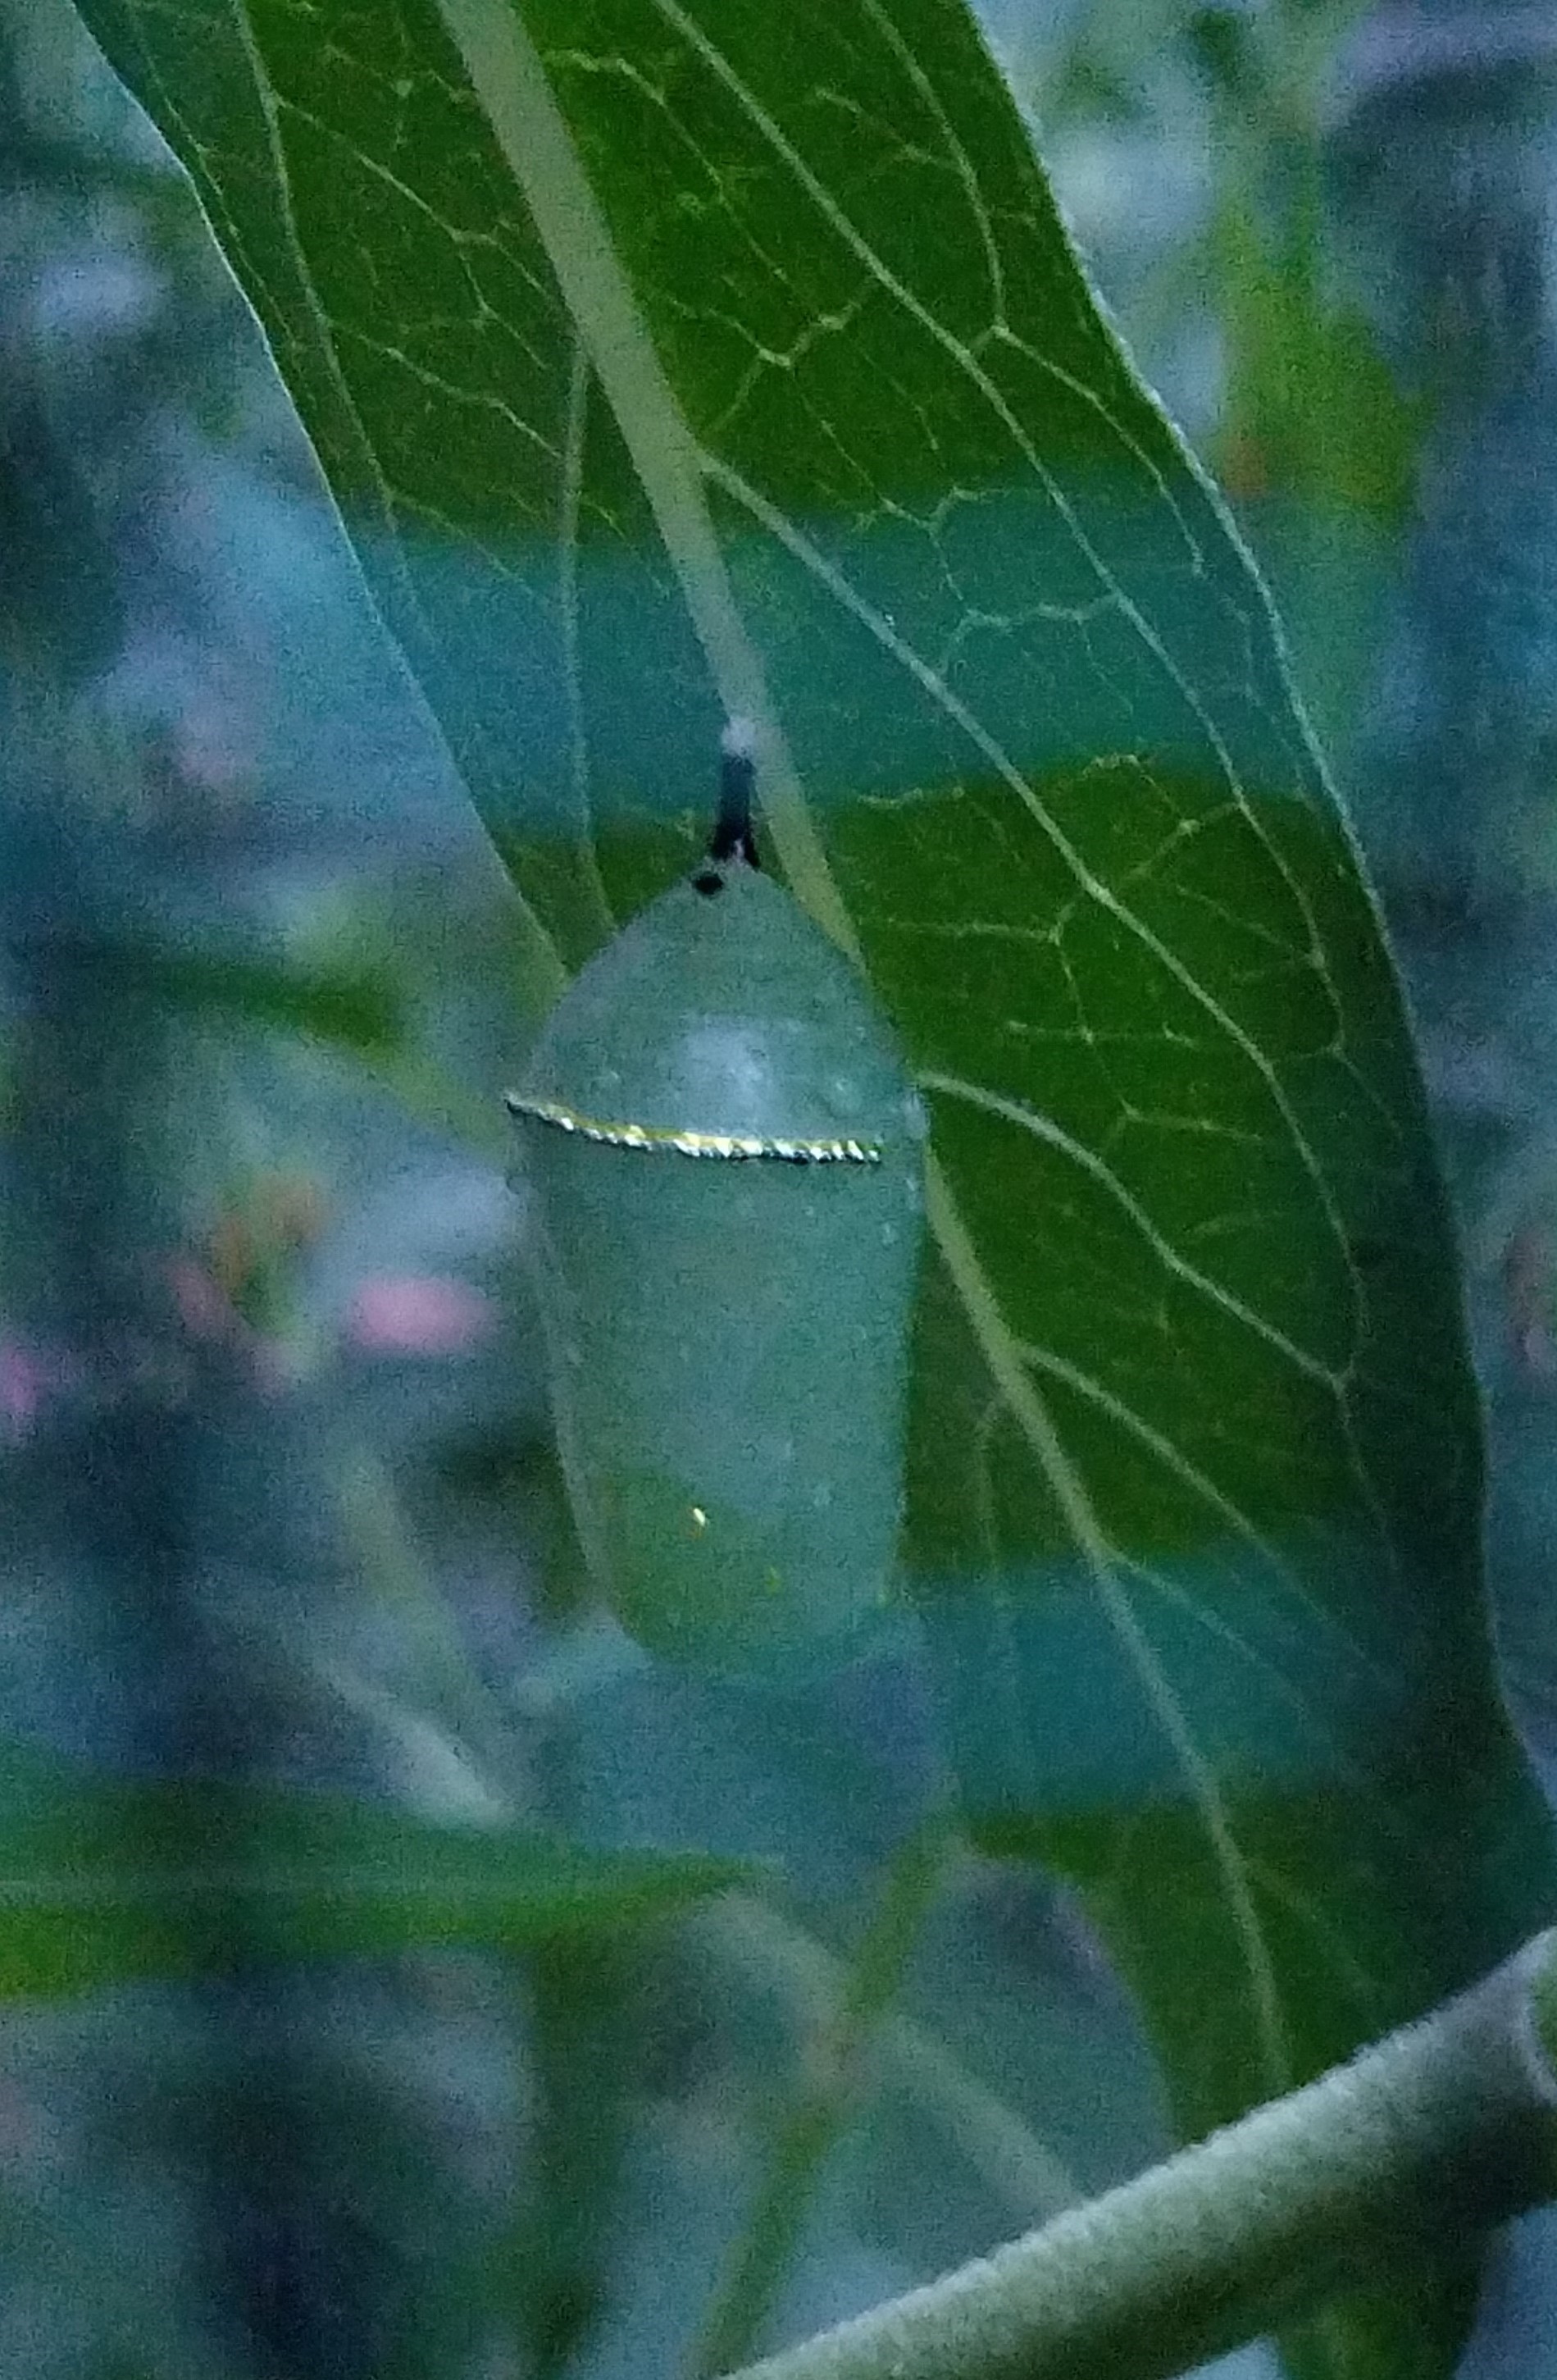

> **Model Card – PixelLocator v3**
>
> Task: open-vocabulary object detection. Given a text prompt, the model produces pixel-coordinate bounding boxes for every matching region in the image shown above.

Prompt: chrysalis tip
[708,719,761,869]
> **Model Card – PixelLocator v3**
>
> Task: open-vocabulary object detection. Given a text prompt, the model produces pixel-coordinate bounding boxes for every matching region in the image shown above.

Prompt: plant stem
[721,1928,1557,2380]
[697,1896,1077,2227]
[687,1826,952,2380]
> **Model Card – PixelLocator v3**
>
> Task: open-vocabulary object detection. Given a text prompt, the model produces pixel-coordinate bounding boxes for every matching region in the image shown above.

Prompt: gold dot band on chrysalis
[505,1092,883,1165]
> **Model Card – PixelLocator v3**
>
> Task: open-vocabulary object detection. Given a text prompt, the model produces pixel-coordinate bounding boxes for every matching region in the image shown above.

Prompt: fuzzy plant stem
[722,1929,1557,2380]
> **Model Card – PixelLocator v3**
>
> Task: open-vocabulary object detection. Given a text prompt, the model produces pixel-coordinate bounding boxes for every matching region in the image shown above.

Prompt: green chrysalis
[508,726,925,1676]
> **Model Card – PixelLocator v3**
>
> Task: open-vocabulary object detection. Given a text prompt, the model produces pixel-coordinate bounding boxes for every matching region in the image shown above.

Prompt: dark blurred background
[6,1,1557,2374]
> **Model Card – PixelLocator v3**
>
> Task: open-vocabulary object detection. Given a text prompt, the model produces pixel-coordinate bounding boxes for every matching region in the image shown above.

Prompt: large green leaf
[69,1,1557,2372]
[0,1744,742,1995]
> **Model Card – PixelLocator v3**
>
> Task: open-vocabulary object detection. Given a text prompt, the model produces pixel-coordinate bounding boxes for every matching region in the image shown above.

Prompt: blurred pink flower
[0,1338,86,1434]
[166,1256,240,1342]
[345,1275,494,1357]
[0,1340,45,1434]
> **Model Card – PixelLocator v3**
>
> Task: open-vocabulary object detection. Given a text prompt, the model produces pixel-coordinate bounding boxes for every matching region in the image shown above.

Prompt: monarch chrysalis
[508,725,926,1676]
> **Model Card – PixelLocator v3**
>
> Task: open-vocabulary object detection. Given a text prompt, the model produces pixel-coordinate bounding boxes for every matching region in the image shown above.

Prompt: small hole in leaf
[693,869,726,896]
